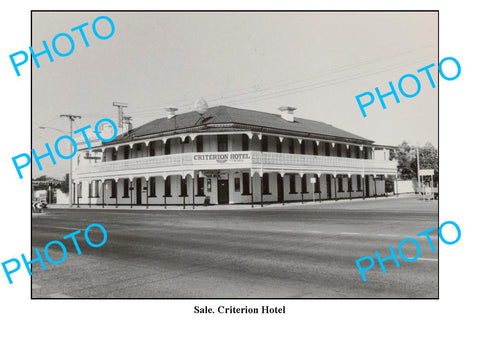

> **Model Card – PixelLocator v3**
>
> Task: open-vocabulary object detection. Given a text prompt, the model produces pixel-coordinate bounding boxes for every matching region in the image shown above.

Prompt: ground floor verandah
[73,169,398,208]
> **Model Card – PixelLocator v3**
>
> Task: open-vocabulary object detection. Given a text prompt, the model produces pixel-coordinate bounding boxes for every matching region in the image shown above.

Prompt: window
[242,135,249,151]
[325,143,331,156]
[197,176,205,196]
[348,176,352,192]
[217,135,228,152]
[77,182,82,198]
[112,148,117,161]
[124,146,130,159]
[301,141,306,155]
[289,174,297,193]
[336,144,342,157]
[356,146,361,159]
[149,142,155,156]
[315,175,320,193]
[301,175,307,193]
[164,177,171,196]
[262,173,270,194]
[313,142,318,155]
[261,136,268,152]
[123,179,129,197]
[276,138,282,153]
[102,152,106,162]
[347,146,351,158]
[93,180,100,197]
[356,175,362,191]
[149,177,156,197]
[364,147,369,159]
[288,139,294,154]
[89,180,99,197]
[234,178,240,192]
[207,179,212,193]
[338,176,344,192]
[135,144,142,151]
[196,136,203,152]
[242,173,250,195]
[110,180,117,198]
[165,140,171,155]
[180,177,187,197]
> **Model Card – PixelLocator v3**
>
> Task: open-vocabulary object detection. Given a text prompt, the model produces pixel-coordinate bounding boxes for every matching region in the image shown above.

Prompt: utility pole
[60,114,82,207]
[416,147,422,198]
[113,102,128,131]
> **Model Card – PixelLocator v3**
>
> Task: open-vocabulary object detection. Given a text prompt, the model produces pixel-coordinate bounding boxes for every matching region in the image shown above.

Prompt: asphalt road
[31,197,439,298]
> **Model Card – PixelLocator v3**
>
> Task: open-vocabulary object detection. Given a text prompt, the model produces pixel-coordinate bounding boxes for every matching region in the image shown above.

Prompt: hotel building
[72,105,397,207]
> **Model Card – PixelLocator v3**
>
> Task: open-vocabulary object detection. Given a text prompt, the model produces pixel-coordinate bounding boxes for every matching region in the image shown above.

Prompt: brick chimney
[122,116,133,131]
[166,107,178,119]
[279,106,296,122]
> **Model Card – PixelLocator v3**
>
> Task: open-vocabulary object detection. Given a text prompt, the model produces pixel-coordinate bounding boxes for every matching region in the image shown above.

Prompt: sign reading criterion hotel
[193,152,251,164]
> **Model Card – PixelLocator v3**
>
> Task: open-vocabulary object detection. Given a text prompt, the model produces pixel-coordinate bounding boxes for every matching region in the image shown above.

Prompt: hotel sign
[193,152,251,165]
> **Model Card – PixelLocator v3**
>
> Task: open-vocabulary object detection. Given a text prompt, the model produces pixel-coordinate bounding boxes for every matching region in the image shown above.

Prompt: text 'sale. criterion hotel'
[72,104,398,207]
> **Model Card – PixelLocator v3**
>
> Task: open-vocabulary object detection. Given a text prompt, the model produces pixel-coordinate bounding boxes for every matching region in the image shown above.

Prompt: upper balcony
[74,151,397,181]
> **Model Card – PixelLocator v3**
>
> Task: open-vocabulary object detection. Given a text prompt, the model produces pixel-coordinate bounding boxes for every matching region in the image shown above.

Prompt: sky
[32,11,438,179]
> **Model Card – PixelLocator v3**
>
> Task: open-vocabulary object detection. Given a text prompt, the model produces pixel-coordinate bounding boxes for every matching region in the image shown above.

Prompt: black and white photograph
[5,0,480,338]
[29,11,440,299]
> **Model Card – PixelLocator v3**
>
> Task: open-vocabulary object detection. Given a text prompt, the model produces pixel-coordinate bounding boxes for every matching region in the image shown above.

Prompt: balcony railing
[256,152,396,174]
[74,151,397,180]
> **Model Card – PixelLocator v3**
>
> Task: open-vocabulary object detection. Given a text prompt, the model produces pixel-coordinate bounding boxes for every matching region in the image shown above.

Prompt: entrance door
[217,179,229,204]
[326,175,332,199]
[136,178,142,205]
[365,175,370,197]
[277,174,284,202]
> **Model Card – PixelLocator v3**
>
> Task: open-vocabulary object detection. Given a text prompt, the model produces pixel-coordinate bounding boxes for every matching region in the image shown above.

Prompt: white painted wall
[55,189,69,204]
[397,180,416,194]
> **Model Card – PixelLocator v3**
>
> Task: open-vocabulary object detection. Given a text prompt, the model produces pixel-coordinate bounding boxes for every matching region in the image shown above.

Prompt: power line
[231,55,435,106]
[125,53,434,117]
[58,44,436,121]
[128,55,435,117]
[124,43,437,114]
[33,44,437,126]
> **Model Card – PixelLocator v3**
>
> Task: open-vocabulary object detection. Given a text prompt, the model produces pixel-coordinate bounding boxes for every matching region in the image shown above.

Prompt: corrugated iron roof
[107,105,373,145]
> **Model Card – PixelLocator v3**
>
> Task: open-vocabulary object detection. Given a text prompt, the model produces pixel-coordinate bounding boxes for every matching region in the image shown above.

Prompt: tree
[418,142,439,184]
[59,173,69,193]
[392,141,438,184]
[393,141,416,180]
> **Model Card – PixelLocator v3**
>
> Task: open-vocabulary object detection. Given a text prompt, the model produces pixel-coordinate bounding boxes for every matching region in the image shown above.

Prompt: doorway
[365,175,370,197]
[326,175,332,199]
[277,174,284,203]
[136,178,142,205]
[217,179,229,204]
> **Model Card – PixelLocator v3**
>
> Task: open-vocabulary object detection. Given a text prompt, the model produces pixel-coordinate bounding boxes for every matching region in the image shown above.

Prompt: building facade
[72,105,397,207]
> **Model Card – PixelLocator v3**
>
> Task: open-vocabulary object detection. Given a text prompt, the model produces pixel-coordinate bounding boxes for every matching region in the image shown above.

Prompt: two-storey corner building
[72,105,398,208]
